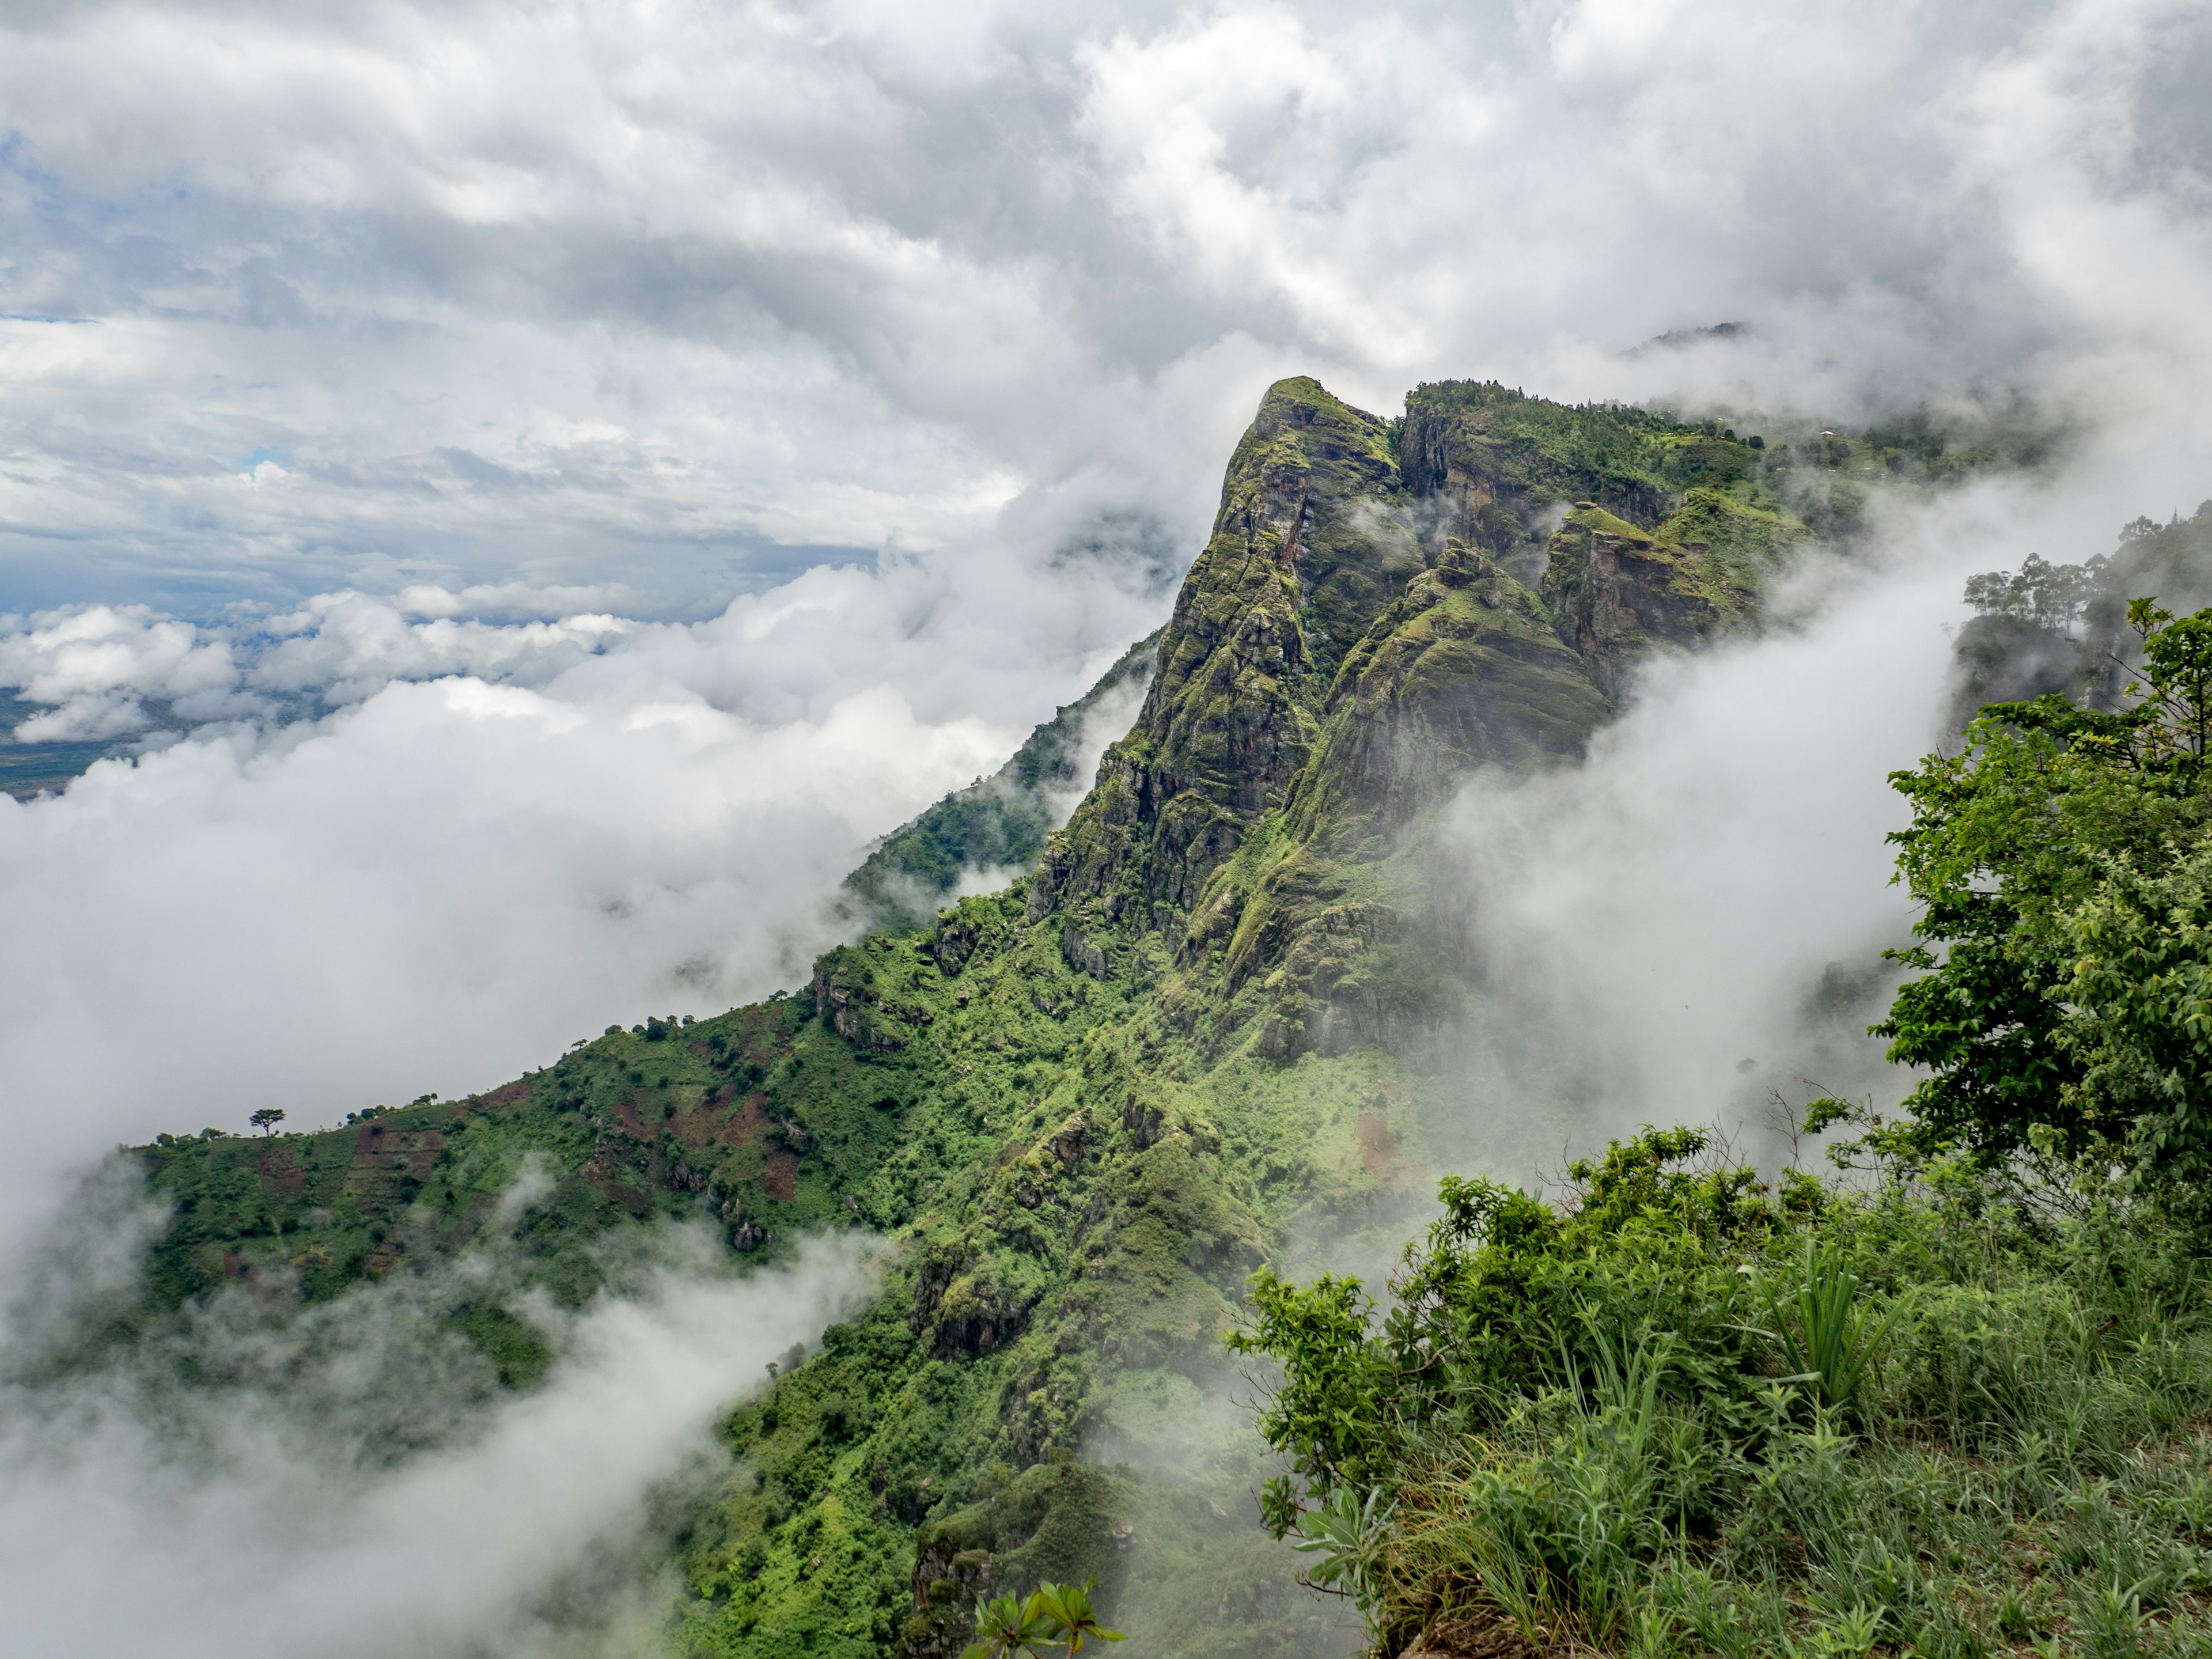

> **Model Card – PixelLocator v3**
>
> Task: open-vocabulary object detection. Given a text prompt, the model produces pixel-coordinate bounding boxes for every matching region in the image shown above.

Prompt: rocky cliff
[1031,377,1798,1061]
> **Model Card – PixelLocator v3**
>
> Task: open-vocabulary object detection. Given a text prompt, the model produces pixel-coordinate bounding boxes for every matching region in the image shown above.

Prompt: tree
[1030,1582,1123,1657]
[958,1580,1123,1659]
[1877,600,2212,1183]
[249,1108,286,1136]
[962,1590,1048,1659]
[1960,552,2105,631]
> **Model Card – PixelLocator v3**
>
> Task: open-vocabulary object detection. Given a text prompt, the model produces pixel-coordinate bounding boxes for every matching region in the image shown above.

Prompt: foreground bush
[1233,1126,2212,1658]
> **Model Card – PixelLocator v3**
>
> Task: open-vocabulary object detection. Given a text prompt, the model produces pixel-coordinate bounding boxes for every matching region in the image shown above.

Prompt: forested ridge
[89,377,2212,1659]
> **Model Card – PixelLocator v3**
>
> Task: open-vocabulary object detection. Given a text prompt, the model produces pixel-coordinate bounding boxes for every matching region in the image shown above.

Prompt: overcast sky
[2,0,2205,622]
[2,0,2211,1209]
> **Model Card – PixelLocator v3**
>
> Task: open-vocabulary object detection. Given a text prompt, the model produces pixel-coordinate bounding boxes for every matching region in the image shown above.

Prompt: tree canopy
[1877,598,2212,1194]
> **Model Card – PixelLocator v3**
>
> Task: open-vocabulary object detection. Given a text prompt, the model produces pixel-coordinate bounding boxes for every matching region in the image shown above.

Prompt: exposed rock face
[1059,922,1108,980]
[1540,494,1801,698]
[1119,1092,1166,1149]
[911,1245,1043,1359]
[1542,506,1736,698]
[1287,541,1608,853]
[814,939,958,1052]
[1025,377,1807,1060]
[901,1539,994,1659]
[812,950,908,1053]
[929,906,987,975]
[902,1464,1130,1659]
[1031,377,1419,923]
[1402,380,1691,568]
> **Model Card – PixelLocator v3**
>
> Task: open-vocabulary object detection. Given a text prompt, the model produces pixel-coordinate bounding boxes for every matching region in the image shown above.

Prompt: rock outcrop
[1029,378,1421,924]
[1028,377,1801,1058]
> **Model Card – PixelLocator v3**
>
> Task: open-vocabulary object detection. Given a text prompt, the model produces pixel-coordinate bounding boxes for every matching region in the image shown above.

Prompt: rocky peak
[1027,377,1419,923]
[1024,378,1806,1060]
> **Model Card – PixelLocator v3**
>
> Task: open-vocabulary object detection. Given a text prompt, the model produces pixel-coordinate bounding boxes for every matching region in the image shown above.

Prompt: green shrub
[1233,1126,2212,1656]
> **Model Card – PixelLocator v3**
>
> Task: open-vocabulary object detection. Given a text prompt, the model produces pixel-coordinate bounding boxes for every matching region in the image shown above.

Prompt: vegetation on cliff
[85,374,2111,1659]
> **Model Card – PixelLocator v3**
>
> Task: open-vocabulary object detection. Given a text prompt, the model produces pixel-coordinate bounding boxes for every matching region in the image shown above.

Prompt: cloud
[1423,458,2209,1182]
[0,668,997,1249]
[0,603,245,737]
[0,0,2203,617]
[1389,0,2212,1177]
[1431,545,1941,1164]
[0,516,1175,1263]
[0,1178,874,1659]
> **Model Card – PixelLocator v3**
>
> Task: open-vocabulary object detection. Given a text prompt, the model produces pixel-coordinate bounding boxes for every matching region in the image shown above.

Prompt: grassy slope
[111,377,2040,1658]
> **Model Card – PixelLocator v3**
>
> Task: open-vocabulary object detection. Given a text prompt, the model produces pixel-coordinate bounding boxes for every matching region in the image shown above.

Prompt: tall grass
[1760,1239,1910,1414]
[1238,1132,2212,1657]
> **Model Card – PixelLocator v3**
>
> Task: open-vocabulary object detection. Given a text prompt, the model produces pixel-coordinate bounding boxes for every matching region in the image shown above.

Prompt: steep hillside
[104,374,1937,1659]
[1031,378,1799,1066]
[840,632,1163,938]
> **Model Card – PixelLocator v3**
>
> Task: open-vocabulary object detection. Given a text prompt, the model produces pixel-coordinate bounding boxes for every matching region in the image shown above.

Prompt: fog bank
[0,1188,871,1659]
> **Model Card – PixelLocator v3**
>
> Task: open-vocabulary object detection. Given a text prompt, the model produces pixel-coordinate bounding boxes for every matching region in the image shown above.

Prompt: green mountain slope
[105,374,1994,1658]
[840,632,1163,938]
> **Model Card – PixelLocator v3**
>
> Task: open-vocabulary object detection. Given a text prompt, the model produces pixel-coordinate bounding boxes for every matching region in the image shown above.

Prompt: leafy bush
[1233,1126,2212,1657]
[1878,600,2212,1196]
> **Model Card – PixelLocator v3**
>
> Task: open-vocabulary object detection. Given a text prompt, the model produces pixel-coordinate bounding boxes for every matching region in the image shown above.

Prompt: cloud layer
[1431,485,2058,1169]
[2,0,2207,614]
[0,1188,873,1659]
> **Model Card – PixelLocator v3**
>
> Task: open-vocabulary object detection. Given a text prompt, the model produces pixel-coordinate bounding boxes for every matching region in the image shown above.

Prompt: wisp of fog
[0,1172,873,1659]
[1430,487,2045,1169]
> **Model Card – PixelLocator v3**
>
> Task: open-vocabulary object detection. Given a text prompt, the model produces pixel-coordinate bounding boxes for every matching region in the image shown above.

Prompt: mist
[0,1173,873,1659]
[1426,463,2212,1185]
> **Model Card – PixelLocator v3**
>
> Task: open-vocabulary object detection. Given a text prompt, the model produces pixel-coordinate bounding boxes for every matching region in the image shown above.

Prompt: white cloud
[0,665,1016,1262]
[1431,509,1971,1164]
[0,1197,874,1659]
[0,0,2200,618]
[0,604,244,737]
